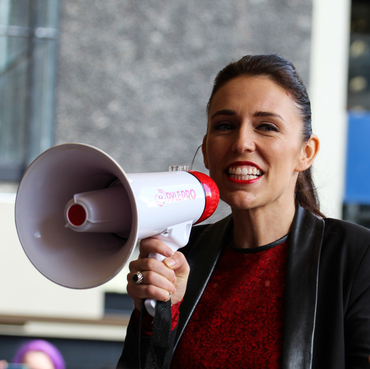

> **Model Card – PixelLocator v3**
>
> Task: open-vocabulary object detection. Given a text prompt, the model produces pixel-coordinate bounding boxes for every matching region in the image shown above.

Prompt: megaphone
[15,143,219,315]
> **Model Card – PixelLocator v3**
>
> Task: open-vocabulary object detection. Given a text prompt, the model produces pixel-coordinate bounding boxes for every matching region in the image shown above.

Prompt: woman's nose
[231,127,256,153]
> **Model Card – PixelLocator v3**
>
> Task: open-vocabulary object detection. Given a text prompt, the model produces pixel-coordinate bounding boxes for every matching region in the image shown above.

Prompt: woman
[118,54,370,368]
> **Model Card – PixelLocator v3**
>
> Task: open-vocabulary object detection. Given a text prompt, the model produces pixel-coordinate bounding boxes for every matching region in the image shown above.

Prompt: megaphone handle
[144,221,193,317]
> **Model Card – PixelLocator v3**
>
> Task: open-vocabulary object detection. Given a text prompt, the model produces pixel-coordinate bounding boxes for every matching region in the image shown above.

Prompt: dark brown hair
[207,54,324,218]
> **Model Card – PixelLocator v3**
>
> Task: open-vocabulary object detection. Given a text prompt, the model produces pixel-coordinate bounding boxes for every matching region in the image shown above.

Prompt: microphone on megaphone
[15,143,219,316]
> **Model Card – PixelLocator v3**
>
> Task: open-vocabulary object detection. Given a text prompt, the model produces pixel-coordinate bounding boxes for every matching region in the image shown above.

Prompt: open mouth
[227,165,264,181]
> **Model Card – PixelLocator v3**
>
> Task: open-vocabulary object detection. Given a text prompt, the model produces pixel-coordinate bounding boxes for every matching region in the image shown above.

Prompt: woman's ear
[295,134,320,172]
[202,135,209,170]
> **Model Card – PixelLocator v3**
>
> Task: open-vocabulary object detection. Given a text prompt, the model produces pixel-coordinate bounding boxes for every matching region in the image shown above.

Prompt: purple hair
[12,340,65,369]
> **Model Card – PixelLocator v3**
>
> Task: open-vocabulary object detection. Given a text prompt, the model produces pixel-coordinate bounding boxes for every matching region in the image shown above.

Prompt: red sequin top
[171,235,289,368]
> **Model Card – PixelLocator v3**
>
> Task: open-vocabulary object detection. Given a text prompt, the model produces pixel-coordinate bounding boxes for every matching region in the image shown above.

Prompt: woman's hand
[126,237,190,311]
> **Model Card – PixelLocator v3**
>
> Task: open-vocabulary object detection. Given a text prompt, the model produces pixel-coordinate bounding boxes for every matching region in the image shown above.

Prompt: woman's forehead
[208,75,297,118]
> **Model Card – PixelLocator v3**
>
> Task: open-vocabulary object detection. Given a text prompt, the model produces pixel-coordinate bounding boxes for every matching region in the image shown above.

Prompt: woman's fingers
[129,255,176,283]
[127,270,174,311]
[127,267,175,295]
[139,237,174,259]
[127,254,176,311]
[126,237,190,311]
[163,251,190,305]
[164,251,190,277]
[127,273,174,309]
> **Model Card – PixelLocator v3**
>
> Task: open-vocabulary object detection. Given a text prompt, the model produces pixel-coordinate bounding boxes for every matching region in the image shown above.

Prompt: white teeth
[228,166,262,180]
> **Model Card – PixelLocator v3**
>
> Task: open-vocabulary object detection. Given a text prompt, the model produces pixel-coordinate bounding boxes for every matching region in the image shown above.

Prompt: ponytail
[295,168,325,218]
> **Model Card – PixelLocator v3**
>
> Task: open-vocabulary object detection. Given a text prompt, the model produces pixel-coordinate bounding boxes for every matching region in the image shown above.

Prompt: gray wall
[55,0,312,176]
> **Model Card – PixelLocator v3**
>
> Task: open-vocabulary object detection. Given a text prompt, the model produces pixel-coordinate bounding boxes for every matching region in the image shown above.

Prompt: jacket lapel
[282,206,324,369]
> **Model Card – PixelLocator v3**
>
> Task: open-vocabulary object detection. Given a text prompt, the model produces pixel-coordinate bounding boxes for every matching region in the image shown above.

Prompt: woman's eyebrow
[210,109,236,119]
[210,109,286,122]
[254,111,285,121]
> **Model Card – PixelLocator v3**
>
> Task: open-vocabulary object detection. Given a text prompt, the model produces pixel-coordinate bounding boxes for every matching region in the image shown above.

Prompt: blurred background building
[0,0,366,367]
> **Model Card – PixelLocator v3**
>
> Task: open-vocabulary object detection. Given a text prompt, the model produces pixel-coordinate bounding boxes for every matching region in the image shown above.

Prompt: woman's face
[203,75,314,212]
[23,351,55,369]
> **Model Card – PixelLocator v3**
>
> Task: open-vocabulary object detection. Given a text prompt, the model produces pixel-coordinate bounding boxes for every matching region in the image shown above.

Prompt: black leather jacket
[118,205,370,369]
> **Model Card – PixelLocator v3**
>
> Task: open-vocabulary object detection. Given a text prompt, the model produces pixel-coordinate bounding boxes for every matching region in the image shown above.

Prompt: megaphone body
[15,143,219,316]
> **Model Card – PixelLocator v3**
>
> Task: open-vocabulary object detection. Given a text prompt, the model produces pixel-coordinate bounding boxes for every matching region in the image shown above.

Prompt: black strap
[144,299,172,369]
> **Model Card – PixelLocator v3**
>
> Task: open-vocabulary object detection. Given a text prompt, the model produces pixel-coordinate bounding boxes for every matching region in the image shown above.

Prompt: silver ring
[133,271,143,284]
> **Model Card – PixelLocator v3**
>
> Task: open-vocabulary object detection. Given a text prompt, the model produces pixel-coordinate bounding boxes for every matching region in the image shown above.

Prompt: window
[348,0,370,111]
[0,0,59,181]
[343,0,370,226]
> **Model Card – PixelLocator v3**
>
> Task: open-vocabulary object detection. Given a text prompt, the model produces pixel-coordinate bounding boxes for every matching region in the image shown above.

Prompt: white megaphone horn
[15,143,219,316]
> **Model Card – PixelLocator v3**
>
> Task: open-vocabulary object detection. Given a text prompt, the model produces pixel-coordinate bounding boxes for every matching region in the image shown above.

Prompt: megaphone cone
[15,143,219,293]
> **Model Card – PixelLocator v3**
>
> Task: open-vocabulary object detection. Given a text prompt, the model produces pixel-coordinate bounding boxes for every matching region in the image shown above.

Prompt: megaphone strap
[143,299,172,369]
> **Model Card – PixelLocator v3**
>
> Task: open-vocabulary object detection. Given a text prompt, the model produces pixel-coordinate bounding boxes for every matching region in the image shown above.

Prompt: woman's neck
[231,201,296,249]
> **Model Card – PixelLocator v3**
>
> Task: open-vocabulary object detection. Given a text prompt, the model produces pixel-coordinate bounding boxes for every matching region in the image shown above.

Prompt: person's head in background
[12,340,65,369]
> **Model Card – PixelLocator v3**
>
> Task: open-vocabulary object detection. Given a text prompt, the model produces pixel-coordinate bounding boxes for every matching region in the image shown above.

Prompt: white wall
[309,0,351,218]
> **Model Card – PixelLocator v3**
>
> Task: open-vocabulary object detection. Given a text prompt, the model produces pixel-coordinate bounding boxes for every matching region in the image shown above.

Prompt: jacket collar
[174,206,324,369]
[282,205,324,369]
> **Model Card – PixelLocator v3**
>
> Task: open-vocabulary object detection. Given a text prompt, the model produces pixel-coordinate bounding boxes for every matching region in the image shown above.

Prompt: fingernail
[165,249,174,257]
[164,258,176,267]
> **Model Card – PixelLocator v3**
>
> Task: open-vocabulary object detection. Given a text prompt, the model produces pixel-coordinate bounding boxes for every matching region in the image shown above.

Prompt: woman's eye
[257,123,279,132]
[214,122,234,131]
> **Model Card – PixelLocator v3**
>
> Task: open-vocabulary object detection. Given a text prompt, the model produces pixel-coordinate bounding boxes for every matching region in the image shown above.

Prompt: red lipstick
[226,161,264,184]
